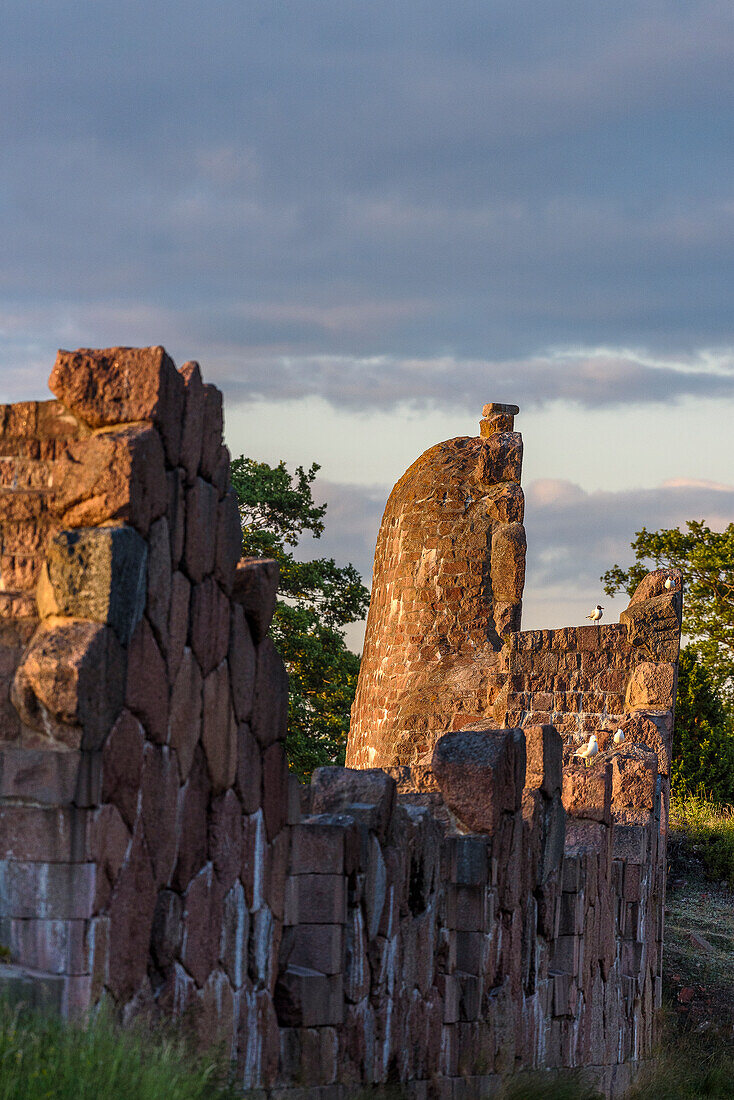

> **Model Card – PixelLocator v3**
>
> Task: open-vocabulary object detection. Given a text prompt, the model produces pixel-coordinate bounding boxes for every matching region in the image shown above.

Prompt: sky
[2,0,734,649]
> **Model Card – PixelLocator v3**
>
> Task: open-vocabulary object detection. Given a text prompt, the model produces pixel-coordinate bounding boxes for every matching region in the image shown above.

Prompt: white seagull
[586,604,604,623]
[664,576,673,590]
[613,728,625,746]
[573,735,599,767]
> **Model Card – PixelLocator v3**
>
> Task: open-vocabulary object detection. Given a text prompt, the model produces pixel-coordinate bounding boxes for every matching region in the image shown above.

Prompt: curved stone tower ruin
[347,402,526,768]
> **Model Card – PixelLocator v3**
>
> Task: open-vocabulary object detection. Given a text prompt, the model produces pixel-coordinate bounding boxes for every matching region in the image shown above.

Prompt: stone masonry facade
[0,350,680,1100]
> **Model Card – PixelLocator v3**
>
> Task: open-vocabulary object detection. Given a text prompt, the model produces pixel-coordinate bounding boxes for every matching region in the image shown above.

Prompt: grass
[669,792,734,889]
[626,1008,734,1099]
[0,999,239,1100]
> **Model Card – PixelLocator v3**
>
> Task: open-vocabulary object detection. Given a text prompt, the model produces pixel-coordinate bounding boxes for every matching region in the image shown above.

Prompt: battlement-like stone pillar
[347,402,525,769]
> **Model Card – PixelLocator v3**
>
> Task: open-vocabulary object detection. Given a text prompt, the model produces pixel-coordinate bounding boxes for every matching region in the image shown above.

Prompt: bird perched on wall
[613,728,625,745]
[586,605,604,623]
[573,734,599,767]
[664,576,673,590]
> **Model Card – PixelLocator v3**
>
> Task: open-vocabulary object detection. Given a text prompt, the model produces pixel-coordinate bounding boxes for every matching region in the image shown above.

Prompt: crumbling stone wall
[348,403,526,769]
[0,360,680,1100]
[341,410,680,1097]
[0,349,291,1076]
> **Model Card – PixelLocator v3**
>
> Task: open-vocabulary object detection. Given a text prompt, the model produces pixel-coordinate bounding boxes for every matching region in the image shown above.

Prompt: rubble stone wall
[0,352,681,1100]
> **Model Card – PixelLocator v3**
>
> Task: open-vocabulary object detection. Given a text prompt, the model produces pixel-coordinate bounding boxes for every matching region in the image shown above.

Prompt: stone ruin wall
[0,350,681,1100]
[348,403,525,770]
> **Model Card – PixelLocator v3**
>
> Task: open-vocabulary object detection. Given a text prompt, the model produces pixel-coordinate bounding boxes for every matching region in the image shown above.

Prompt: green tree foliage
[230,457,370,779]
[601,521,734,701]
[672,647,734,802]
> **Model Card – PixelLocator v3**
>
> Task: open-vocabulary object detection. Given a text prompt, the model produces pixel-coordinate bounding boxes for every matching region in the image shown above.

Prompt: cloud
[523,476,734,606]
[2,0,734,379]
[305,472,734,647]
[219,347,734,413]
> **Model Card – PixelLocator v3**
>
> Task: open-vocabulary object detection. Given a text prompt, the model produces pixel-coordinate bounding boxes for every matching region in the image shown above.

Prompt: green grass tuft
[0,999,239,1100]
[670,792,734,888]
[627,1011,734,1099]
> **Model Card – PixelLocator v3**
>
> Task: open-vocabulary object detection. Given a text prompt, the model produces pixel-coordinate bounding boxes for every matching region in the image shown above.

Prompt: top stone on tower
[480,401,519,437]
[482,402,520,416]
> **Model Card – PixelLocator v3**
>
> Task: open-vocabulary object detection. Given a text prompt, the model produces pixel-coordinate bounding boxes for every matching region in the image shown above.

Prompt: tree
[601,521,734,701]
[672,647,734,802]
[230,456,370,779]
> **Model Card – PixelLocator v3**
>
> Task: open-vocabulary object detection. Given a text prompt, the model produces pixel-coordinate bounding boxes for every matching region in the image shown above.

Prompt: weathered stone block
[524,723,563,795]
[0,747,80,805]
[274,966,344,1027]
[168,646,203,781]
[12,618,126,751]
[310,767,396,842]
[53,423,167,536]
[0,804,87,863]
[0,915,107,978]
[215,489,242,593]
[172,746,210,892]
[88,802,130,910]
[145,517,172,649]
[201,660,237,793]
[181,863,224,987]
[125,616,168,744]
[0,860,96,920]
[220,879,249,988]
[444,835,489,885]
[620,593,681,660]
[628,568,682,605]
[209,789,243,891]
[235,722,262,814]
[612,825,647,863]
[232,559,279,642]
[365,834,387,939]
[625,661,676,711]
[291,818,346,876]
[167,570,191,682]
[229,604,256,724]
[562,763,612,825]
[167,468,186,568]
[285,923,344,975]
[491,522,526,601]
[101,709,145,830]
[252,639,289,749]
[190,576,231,677]
[284,874,347,926]
[263,742,288,841]
[49,346,184,465]
[184,477,218,583]
[199,384,224,479]
[178,361,205,484]
[140,744,179,889]
[432,727,525,834]
[611,750,657,812]
[150,888,183,973]
[107,827,157,1002]
[39,526,147,645]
